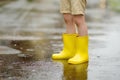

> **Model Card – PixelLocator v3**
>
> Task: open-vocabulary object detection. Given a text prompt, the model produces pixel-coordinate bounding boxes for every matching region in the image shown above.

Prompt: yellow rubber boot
[52,33,77,59]
[68,36,89,64]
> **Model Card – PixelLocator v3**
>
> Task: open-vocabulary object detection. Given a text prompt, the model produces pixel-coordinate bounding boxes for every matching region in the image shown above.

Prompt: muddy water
[0,0,120,80]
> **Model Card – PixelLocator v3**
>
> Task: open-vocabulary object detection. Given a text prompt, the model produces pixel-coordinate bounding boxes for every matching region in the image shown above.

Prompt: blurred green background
[109,0,120,12]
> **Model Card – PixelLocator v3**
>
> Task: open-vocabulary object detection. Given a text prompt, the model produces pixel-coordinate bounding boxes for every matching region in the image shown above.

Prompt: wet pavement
[0,0,120,80]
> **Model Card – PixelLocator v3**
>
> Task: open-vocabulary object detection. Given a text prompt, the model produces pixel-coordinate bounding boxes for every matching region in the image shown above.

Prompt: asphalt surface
[0,0,120,80]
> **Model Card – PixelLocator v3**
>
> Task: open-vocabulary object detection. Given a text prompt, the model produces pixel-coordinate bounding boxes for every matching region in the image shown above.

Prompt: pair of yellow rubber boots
[52,33,89,64]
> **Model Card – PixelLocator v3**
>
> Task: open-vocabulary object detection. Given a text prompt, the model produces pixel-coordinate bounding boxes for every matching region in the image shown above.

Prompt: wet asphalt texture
[0,0,120,80]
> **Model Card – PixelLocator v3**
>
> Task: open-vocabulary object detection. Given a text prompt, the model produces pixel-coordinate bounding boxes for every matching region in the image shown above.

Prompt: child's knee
[73,15,85,25]
[63,13,73,23]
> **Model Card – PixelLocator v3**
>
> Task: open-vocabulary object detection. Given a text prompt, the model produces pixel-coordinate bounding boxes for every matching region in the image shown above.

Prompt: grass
[0,0,16,6]
[27,0,34,2]
[109,0,120,12]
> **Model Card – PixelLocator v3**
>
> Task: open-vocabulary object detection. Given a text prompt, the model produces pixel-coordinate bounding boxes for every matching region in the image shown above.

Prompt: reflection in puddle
[53,60,88,80]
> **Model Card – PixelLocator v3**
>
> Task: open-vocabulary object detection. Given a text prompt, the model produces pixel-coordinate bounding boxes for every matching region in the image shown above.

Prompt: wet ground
[0,0,120,80]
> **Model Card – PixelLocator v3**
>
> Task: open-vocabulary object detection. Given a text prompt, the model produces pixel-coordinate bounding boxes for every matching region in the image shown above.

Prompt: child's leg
[71,0,87,36]
[68,0,89,64]
[63,13,76,34]
[52,0,77,60]
[73,15,88,36]
[60,0,76,34]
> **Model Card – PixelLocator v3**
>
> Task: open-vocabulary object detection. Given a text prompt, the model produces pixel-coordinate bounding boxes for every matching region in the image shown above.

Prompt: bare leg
[73,15,88,36]
[52,14,77,60]
[68,15,89,64]
[63,13,76,34]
